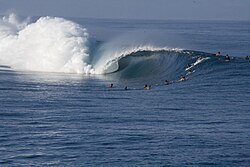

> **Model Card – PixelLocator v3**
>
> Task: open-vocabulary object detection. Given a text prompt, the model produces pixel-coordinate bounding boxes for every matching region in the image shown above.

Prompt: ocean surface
[0,14,250,166]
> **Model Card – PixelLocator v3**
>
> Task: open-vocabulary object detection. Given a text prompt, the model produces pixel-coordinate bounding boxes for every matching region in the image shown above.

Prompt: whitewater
[0,14,94,74]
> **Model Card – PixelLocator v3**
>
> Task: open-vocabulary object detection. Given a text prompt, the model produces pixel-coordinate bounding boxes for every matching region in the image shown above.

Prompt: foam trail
[185,57,210,71]
[0,14,94,74]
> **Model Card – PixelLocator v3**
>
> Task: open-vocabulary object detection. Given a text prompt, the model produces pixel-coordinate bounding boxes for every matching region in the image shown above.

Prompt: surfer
[186,64,193,75]
[144,84,151,90]
[225,54,230,61]
[164,80,171,85]
[216,51,221,56]
[180,75,186,81]
[187,69,193,74]
[124,86,128,90]
[109,83,114,88]
[245,55,250,60]
[186,64,192,68]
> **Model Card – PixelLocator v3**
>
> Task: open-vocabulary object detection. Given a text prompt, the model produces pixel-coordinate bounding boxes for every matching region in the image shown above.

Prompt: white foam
[185,56,210,71]
[0,14,94,74]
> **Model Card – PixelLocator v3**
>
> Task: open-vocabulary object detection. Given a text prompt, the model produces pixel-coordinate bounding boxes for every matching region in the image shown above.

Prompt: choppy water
[1,15,250,166]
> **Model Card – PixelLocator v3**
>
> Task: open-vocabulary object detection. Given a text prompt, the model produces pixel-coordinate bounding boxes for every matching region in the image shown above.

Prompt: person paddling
[225,54,230,61]
[216,51,221,56]
[144,84,151,90]
[180,75,186,81]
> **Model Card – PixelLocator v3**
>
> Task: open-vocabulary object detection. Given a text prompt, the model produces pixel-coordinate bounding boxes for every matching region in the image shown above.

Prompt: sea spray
[0,14,95,74]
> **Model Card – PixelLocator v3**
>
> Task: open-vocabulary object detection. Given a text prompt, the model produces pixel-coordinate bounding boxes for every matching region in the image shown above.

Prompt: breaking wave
[101,48,214,84]
[0,14,223,82]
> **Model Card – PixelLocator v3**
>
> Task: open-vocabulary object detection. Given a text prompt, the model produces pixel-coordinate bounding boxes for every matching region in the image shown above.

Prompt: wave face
[0,14,218,80]
[102,48,214,84]
[0,14,94,74]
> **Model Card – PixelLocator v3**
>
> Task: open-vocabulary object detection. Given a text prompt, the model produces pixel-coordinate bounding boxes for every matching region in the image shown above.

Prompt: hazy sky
[0,0,250,20]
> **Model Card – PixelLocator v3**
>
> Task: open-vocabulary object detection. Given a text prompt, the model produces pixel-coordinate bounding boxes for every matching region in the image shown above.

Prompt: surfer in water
[187,69,193,75]
[225,54,230,61]
[186,64,192,68]
[186,64,193,75]
[216,51,221,56]
[144,84,151,90]
[109,83,114,88]
[180,75,186,81]
[164,80,171,85]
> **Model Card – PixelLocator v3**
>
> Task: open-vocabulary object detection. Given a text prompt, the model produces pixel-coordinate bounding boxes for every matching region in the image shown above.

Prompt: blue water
[1,17,250,166]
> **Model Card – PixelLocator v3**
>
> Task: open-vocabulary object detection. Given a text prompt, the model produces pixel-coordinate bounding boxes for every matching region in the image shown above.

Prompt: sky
[0,0,250,21]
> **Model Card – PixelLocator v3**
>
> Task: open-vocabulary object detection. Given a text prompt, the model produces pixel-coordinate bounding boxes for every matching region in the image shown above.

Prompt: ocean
[0,14,250,166]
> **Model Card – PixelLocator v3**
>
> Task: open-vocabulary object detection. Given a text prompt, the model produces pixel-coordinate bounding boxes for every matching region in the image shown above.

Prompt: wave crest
[93,45,183,74]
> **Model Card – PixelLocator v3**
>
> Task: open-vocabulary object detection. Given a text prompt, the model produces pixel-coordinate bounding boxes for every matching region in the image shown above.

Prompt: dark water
[1,19,250,166]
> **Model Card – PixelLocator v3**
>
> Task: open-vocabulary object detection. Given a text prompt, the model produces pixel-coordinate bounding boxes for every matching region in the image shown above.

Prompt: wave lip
[0,14,94,74]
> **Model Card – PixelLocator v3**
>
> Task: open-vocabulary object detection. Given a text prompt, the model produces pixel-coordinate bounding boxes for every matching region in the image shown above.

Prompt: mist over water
[0,14,94,74]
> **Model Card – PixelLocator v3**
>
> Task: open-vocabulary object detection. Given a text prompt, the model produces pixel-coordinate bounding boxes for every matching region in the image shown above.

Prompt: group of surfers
[109,75,187,91]
[108,51,249,91]
[215,51,231,60]
[215,51,250,60]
